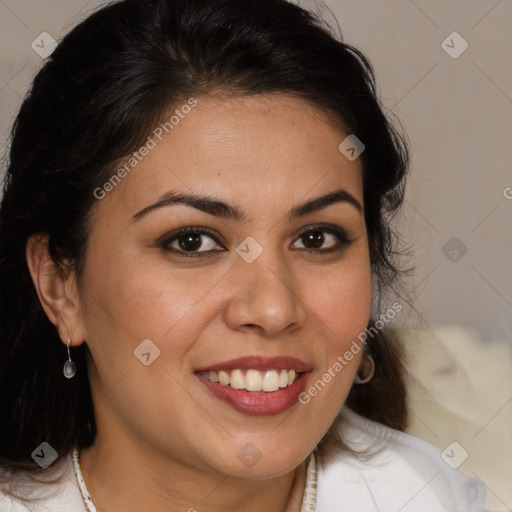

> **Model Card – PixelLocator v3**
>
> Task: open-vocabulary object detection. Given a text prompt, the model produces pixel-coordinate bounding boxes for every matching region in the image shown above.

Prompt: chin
[202,438,311,480]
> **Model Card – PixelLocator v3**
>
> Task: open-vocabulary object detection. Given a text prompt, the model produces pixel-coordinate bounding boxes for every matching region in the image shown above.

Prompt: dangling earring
[354,353,375,384]
[63,338,77,379]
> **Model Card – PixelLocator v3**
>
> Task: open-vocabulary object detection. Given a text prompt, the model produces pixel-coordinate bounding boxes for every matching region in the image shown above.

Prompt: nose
[223,252,307,337]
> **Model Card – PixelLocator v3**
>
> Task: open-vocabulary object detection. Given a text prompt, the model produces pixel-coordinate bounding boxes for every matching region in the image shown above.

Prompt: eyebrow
[130,188,362,224]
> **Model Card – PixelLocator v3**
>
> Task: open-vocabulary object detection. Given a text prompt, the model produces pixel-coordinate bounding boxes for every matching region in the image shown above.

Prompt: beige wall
[321,0,512,342]
[1,0,511,340]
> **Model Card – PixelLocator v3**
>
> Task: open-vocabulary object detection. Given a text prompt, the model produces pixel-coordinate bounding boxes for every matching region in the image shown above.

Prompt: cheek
[308,260,373,344]
[301,259,372,403]
[82,249,222,341]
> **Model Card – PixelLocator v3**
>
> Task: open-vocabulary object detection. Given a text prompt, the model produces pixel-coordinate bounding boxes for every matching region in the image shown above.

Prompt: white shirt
[316,408,485,511]
[0,408,486,511]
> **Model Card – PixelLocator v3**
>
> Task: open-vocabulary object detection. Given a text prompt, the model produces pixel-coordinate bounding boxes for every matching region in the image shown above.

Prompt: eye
[160,227,225,255]
[159,224,352,256]
[291,225,353,252]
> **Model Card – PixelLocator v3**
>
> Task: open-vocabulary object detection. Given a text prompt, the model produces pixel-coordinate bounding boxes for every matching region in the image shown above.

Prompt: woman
[0,0,485,510]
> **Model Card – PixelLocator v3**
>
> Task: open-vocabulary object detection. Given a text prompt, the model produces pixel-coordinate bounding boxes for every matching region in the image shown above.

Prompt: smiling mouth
[198,369,300,392]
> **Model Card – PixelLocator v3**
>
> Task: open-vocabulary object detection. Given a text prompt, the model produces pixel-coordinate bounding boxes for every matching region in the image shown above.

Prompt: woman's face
[78,94,372,478]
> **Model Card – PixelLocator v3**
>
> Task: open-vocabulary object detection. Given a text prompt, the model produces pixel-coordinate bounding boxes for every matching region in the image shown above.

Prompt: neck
[78,435,308,512]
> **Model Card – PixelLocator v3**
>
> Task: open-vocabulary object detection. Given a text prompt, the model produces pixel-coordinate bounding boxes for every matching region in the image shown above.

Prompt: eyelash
[159,224,353,257]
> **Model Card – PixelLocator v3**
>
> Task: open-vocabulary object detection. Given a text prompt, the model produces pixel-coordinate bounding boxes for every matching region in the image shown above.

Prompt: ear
[25,233,86,347]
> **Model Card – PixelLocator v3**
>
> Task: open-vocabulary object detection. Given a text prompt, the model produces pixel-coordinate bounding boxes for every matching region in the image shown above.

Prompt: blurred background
[1,1,511,510]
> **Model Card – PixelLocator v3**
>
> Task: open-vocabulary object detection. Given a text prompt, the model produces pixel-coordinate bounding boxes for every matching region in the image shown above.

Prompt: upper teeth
[199,369,298,392]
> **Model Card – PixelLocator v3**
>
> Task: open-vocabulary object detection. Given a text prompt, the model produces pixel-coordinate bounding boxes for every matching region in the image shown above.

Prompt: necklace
[72,448,97,512]
[72,447,317,511]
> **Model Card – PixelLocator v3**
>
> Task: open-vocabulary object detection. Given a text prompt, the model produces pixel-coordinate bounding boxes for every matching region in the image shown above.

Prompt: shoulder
[316,407,486,512]
[0,451,85,512]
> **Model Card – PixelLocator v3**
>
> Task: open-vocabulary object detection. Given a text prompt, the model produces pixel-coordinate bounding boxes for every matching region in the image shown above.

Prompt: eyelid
[292,223,353,244]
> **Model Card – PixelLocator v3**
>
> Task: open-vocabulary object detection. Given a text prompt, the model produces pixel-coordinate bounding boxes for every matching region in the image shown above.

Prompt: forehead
[91,94,363,223]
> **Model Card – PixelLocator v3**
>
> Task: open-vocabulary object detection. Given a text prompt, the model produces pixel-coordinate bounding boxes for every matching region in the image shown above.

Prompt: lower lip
[196,372,310,416]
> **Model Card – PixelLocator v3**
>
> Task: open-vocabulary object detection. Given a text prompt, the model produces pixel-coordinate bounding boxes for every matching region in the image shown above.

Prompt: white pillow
[392,325,512,512]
